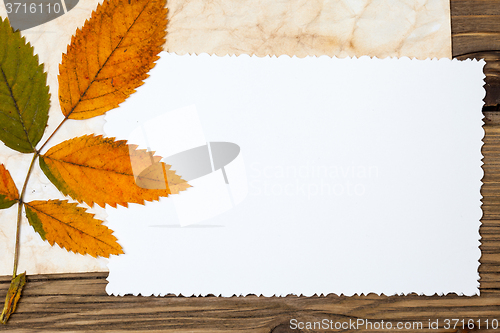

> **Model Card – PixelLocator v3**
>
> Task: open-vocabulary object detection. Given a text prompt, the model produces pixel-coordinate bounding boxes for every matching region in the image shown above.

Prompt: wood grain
[1,1,499,331]
[452,0,500,107]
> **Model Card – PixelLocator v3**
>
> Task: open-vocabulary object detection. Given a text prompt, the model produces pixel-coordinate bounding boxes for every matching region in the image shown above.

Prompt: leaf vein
[26,202,118,249]
[66,0,152,118]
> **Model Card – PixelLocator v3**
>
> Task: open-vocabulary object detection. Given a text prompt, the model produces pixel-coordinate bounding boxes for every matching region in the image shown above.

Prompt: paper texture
[1,0,452,58]
[105,53,484,296]
[165,0,452,59]
[0,0,451,276]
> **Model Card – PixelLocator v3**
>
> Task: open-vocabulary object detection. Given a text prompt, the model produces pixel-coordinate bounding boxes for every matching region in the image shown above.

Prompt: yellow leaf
[24,200,123,258]
[39,135,190,208]
[59,0,167,120]
[0,164,19,209]
[0,272,26,324]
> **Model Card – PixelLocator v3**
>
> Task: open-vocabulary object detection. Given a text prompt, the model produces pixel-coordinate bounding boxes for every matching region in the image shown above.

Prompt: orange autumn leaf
[24,200,123,258]
[135,159,190,195]
[39,134,190,208]
[58,0,167,120]
[0,164,19,209]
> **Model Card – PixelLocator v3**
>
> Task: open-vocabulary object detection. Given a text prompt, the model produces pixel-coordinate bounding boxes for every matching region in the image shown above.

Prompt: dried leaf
[136,159,190,194]
[58,0,167,120]
[0,17,50,153]
[39,134,190,208]
[0,272,26,324]
[0,164,19,209]
[24,200,123,257]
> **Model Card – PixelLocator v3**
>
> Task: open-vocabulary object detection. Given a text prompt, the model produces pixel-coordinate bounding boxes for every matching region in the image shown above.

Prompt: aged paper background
[165,0,451,58]
[0,0,451,275]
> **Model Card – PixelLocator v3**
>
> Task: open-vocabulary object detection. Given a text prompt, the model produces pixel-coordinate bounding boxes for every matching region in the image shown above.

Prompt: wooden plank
[451,0,500,16]
[2,273,500,332]
[481,118,500,296]
[452,35,500,57]
[482,124,500,226]
[452,16,500,34]
[451,0,500,107]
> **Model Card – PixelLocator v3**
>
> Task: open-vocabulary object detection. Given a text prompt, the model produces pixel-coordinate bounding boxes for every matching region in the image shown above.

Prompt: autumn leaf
[58,0,167,120]
[0,272,26,324]
[39,134,190,208]
[136,158,190,194]
[0,17,50,153]
[0,164,19,209]
[24,200,123,257]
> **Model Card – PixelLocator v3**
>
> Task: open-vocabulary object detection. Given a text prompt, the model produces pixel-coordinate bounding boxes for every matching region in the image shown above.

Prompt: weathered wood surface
[1,1,500,332]
[452,0,500,106]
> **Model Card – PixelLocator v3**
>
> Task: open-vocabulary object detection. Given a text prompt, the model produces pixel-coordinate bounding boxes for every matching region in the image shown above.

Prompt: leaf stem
[12,112,70,277]
[12,113,70,276]
[37,117,68,154]
[12,152,39,278]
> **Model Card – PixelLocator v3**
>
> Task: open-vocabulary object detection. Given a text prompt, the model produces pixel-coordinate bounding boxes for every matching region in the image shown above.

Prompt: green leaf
[24,203,46,240]
[24,200,123,258]
[0,17,50,153]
